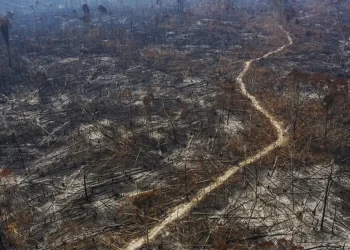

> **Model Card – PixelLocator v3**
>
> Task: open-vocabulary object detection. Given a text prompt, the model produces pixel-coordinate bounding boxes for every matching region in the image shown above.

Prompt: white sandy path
[124,25,293,250]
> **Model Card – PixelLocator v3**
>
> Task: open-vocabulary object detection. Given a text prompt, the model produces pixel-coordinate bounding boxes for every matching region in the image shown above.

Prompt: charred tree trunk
[0,18,12,68]
[84,174,89,202]
[11,132,26,171]
[320,165,333,231]
[0,233,6,250]
[177,0,184,13]
[324,109,329,150]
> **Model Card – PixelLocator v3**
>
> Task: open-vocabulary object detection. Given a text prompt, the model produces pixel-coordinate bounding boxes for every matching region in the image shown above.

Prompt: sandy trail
[124,25,293,250]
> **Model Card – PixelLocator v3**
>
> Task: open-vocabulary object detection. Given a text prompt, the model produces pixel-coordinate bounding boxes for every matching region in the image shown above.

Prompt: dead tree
[177,0,185,13]
[0,231,6,250]
[269,0,288,21]
[0,17,12,68]
[322,94,334,150]
[97,5,108,16]
[84,174,89,202]
[80,3,90,22]
[320,164,333,231]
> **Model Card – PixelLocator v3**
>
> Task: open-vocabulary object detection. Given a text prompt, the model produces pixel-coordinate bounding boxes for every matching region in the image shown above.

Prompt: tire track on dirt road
[124,25,293,250]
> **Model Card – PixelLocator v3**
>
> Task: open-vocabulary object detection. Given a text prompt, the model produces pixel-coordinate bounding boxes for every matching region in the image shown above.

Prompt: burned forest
[0,0,349,249]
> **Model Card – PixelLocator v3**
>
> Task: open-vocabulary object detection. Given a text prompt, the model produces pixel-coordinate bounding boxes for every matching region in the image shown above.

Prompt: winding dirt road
[125,25,293,250]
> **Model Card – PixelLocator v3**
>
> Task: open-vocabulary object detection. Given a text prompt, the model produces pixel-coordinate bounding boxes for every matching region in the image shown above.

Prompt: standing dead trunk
[332,205,337,234]
[322,94,334,150]
[0,18,12,68]
[0,233,6,250]
[320,164,333,231]
[11,132,26,171]
[177,0,184,13]
[185,164,188,201]
[84,174,89,202]
[324,109,329,149]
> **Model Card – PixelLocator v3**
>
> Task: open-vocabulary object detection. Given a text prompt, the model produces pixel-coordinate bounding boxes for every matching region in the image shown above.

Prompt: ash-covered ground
[0,0,349,249]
